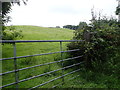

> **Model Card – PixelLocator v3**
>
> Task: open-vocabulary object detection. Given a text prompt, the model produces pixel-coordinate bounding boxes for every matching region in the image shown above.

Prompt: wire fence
[0,40,85,89]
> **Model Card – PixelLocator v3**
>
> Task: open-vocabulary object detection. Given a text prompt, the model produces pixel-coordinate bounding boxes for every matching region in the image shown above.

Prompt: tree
[1,0,28,40]
[78,22,87,30]
[2,0,28,29]
[56,26,60,28]
[116,6,120,15]
[63,25,79,30]
[116,0,120,22]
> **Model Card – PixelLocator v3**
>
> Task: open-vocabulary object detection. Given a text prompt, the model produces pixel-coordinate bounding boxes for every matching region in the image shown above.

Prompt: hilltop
[14,25,74,40]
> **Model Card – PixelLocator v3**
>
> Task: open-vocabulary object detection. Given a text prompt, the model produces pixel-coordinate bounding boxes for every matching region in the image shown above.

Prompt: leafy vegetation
[63,22,87,30]
[63,25,79,30]
[2,20,120,88]
[1,1,120,88]
[2,25,23,40]
[116,5,120,15]
[1,0,28,39]
[66,14,120,88]
[61,46,120,88]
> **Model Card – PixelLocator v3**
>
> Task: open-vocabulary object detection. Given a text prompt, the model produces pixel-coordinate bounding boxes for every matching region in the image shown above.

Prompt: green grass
[15,25,74,40]
[2,25,76,88]
[2,25,120,88]
[60,46,120,88]
[2,25,74,57]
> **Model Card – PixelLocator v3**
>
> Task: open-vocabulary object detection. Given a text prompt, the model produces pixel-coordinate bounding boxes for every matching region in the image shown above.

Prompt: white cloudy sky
[8,0,118,27]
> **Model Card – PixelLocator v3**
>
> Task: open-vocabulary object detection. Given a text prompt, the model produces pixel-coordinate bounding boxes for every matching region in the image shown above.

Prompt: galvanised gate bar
[0,40,85,89]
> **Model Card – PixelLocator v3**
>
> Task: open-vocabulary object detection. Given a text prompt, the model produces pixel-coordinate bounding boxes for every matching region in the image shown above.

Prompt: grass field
[2,25,120,88]
[2,25,79,88]
[2,25,74,58]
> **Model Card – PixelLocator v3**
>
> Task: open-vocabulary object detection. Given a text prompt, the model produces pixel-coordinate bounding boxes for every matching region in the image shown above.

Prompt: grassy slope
[16,25,74,40]
[3,25,74,57]
[2,25,76,88]
[2,25,120,88]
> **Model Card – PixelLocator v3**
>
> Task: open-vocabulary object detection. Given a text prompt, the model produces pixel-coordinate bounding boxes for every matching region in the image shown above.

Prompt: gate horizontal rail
[29,68,81,90]
[0,40,85,89]
[0,56,83,76]
[1,40,84,43]
[0,49,80,61]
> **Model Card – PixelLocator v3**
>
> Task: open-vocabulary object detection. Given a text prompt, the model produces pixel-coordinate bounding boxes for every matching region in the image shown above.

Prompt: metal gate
[0,40,84,89]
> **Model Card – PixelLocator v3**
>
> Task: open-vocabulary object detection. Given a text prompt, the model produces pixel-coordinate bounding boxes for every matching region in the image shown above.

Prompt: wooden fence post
[83,30,93,68]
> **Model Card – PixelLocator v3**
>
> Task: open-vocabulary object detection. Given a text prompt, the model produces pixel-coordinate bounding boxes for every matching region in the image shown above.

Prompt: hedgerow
[67,17,120,69]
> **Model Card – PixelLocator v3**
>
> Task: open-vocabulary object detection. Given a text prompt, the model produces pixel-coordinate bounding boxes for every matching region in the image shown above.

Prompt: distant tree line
[63,22,88,30]
[63,25,79,30]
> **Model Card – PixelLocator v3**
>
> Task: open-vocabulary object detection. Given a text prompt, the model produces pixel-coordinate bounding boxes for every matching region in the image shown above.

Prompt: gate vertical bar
[13,42,19,89]
[0,1,2,88]
[0,1,2,40]
[60,41,64,84]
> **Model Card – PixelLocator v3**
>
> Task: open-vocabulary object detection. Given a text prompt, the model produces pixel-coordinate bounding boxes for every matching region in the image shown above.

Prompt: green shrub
[2,25,23,40]
[67,17,120,69]
[19,56,37,65]
[66,17,120,87]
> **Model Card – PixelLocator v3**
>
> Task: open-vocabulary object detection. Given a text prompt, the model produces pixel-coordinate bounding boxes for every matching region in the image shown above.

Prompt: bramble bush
[67,17,120,70]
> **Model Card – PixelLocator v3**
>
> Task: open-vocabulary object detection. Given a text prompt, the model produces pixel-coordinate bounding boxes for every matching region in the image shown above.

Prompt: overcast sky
[7,0,118,27]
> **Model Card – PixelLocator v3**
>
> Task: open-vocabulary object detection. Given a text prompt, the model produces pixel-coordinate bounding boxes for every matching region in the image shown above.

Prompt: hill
[2,25,76,88]
[3,25,74,57]
[14,25,74,40]
[2,25,120,88]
